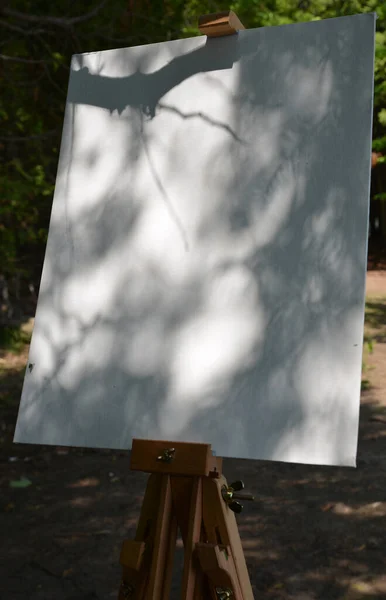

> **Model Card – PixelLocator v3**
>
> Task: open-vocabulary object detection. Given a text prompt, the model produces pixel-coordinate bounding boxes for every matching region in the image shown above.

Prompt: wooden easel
[118,438,255,600]
[118,11,253,600]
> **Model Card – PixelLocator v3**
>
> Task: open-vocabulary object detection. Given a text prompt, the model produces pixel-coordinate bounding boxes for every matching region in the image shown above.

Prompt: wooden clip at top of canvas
[198,11,245,37]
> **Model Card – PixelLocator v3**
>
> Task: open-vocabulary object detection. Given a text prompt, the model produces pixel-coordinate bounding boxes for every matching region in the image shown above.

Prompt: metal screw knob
[216,586,234,599]
[229,480,244,491]
[229,500,243,513]
[221,480,255,513]
[157,448,176,463]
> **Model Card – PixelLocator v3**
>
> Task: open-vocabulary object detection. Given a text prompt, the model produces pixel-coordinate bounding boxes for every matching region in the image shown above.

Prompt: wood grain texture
[130,439,216,476]
[198,10,245,37]
[202,475,254,600]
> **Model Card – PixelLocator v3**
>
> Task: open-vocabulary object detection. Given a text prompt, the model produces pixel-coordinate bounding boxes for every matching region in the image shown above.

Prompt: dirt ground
[0,271,386,600]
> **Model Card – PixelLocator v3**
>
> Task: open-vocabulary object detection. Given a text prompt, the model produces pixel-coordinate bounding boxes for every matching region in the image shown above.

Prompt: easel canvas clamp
[117,12,255,600]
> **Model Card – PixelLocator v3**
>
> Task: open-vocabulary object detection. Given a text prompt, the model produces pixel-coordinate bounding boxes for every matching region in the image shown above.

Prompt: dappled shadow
[13,13,375,468]
[67,34,241,116]
[2,304,386,599]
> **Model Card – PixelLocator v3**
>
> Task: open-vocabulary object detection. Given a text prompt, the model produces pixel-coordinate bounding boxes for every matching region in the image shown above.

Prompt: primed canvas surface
[14,14,375,466]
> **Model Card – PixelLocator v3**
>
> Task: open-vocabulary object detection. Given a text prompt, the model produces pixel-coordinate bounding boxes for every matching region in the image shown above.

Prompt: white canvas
[14,13,376,467]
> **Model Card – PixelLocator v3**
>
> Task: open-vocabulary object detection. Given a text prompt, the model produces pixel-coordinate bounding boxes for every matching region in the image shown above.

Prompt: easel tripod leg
[119,473,176,599]
[170,476,203,599]
[197,475,254,600]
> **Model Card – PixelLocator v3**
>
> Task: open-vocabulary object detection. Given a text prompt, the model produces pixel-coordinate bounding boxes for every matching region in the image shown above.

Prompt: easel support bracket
[118,439,255,599]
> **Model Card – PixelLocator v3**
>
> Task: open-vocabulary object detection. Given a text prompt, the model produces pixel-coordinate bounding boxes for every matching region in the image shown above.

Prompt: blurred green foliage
[0,324,32,353]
